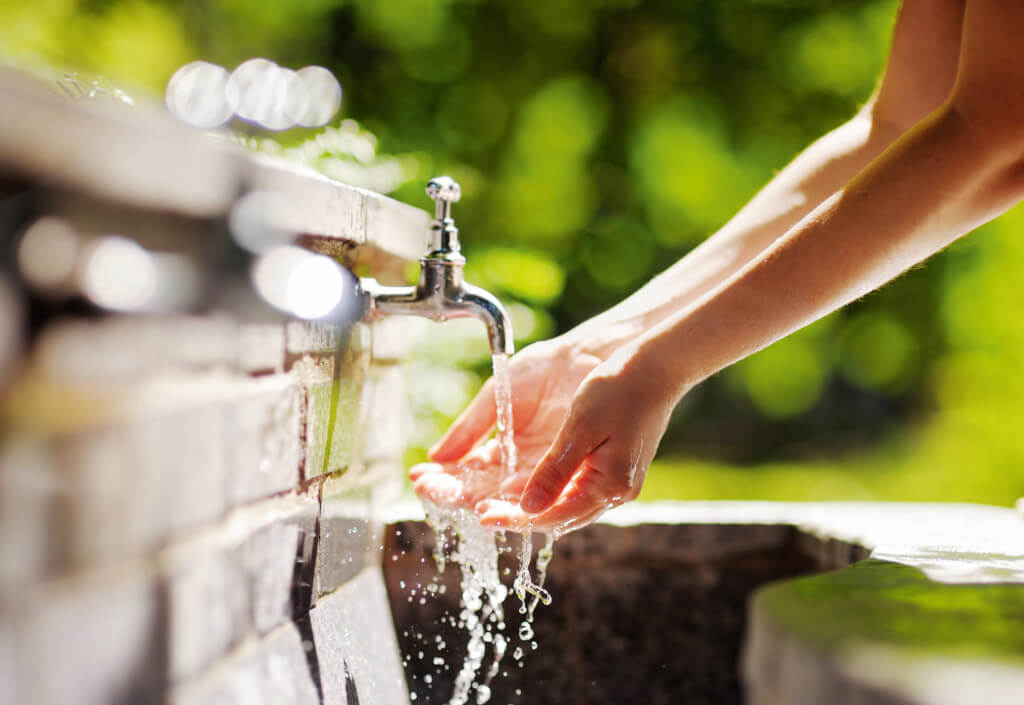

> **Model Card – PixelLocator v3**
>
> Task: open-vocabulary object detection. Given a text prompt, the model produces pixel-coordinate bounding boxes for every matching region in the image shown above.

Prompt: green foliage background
[6,0,1024,505]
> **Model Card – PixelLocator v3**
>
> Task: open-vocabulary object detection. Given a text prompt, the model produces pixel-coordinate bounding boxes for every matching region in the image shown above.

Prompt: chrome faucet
[359,177,514,356]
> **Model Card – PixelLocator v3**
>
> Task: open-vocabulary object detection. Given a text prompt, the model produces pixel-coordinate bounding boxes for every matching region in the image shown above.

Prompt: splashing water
[421,352,557,705]
[425,504,507,705]
[494,353,552,619]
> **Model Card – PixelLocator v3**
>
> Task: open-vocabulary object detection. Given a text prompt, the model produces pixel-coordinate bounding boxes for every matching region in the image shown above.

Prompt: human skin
[415,0,1024,533]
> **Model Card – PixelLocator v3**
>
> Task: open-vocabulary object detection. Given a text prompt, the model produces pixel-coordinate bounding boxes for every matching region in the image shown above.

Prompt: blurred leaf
[836,311,919,395]
[740,335,830,419]
[466,247,566,305]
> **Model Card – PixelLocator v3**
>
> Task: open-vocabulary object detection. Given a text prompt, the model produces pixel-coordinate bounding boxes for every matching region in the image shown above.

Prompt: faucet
[359,177,514,356]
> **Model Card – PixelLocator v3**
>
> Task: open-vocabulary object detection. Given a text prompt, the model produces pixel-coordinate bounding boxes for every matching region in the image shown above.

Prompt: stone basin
[383,501,1024,705]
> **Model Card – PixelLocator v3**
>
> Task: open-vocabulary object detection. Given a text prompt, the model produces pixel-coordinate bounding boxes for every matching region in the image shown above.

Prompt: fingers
[519,418,601,515]
[412,470,468,507]
[411,441,508,509]
[429,378,497,463]
[408,461,443,482]
[477,485,610,534]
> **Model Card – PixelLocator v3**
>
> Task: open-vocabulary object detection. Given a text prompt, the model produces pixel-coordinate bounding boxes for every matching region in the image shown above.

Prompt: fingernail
[520,489,547,514]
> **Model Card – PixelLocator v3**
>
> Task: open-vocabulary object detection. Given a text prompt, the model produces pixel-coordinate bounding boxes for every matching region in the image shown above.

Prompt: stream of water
[421,353,556,705]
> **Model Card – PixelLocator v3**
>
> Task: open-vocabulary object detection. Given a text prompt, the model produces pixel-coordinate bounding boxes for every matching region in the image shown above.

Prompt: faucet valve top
[425,175,462,259]
[358,176,514,356]
[426,176,461,219]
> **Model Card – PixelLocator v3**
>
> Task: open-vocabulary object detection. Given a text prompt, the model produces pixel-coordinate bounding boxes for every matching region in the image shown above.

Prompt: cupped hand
[475,344,680,535]
[410,339,604,511]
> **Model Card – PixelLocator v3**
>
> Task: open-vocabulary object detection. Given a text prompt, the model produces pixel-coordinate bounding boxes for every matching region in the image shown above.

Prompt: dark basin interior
[383,520,867,705]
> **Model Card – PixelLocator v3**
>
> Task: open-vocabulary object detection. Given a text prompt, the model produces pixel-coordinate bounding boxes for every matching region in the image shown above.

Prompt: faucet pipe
[359,177,514,357]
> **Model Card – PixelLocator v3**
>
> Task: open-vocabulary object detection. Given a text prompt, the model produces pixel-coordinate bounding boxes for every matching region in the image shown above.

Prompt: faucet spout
[358,177,514,357]
[458,282,515,357]
[359,259,514,356]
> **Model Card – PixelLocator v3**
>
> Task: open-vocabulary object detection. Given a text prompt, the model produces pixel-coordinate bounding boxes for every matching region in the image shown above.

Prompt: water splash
[419,352,559,705]
[425,504,508,705]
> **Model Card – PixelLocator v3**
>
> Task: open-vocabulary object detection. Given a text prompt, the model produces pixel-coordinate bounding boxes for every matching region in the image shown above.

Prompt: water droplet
[518,623,533,641]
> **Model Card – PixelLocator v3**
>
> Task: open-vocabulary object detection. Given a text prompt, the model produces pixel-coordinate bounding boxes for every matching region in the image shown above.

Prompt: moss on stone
[756,559,1024,663]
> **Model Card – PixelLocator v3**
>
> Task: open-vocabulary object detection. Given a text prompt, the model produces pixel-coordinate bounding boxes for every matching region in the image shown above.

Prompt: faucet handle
[426,176,461,222]
[424,176,463,258]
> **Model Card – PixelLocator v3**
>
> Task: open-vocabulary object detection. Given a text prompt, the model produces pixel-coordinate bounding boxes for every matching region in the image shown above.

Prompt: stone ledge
[0,68,428,263]
[6,563,164,705]
[744,558,1024,705]
[161,493,318,684]
[311,567,410,705]
[0,371,308,586]
[168,622,318,705]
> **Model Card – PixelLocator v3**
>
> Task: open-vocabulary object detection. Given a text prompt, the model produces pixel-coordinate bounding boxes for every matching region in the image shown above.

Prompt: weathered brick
[158,316,236,372]
[364,187,430,262]
[243,494,319,632]
[371,316,427,363]
[163,531,249,683]
[17,567,165,705]
[247,156,368,247]
[0,615,18,705]
[137,401,228,537]
[237,323,286,374]
[311,567,410,705]
[362,364,407,464]
[286,320,342,358]
[59,426,153,565]
[51,379,245,567]
[315,479,372,599]
[228,376,302,506]
[300,361,364,481]
[168,622,318,705]
[36,318,154,382]
[0,436,61,591]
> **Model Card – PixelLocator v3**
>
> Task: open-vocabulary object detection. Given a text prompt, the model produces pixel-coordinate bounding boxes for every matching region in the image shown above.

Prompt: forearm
[566,104,906,356]
[637,104,1024,400]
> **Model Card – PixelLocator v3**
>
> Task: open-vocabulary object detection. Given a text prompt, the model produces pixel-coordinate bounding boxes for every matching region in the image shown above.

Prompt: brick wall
[0,312,413,705]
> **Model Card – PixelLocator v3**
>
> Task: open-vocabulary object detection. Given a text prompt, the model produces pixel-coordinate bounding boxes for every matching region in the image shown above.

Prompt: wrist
[616,331,696,407]
[560,317,647,361]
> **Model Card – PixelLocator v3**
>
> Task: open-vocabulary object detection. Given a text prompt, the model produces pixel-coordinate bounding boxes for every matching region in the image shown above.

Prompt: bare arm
[501,0,1024,530]
[428,0,965,466]
[566,0,965,357]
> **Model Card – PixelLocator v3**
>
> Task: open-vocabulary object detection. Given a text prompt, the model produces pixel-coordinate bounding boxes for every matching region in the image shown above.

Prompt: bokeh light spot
[742,336,828,419]
[165,60,232,128]
[837,312,919,394]
[81,237,157,311]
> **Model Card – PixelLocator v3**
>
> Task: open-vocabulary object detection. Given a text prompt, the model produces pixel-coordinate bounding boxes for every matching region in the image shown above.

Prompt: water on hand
[494,353,552,614]
[420,353,557,705]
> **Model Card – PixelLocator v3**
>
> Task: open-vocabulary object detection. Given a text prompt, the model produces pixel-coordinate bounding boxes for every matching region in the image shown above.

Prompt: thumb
[429,378,497,462]
[520,416,600,515]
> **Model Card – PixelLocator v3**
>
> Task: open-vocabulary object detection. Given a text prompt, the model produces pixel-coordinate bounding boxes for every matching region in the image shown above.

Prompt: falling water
[494,352,553,625]
[490,353,517,483]
[421,352,558,705]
